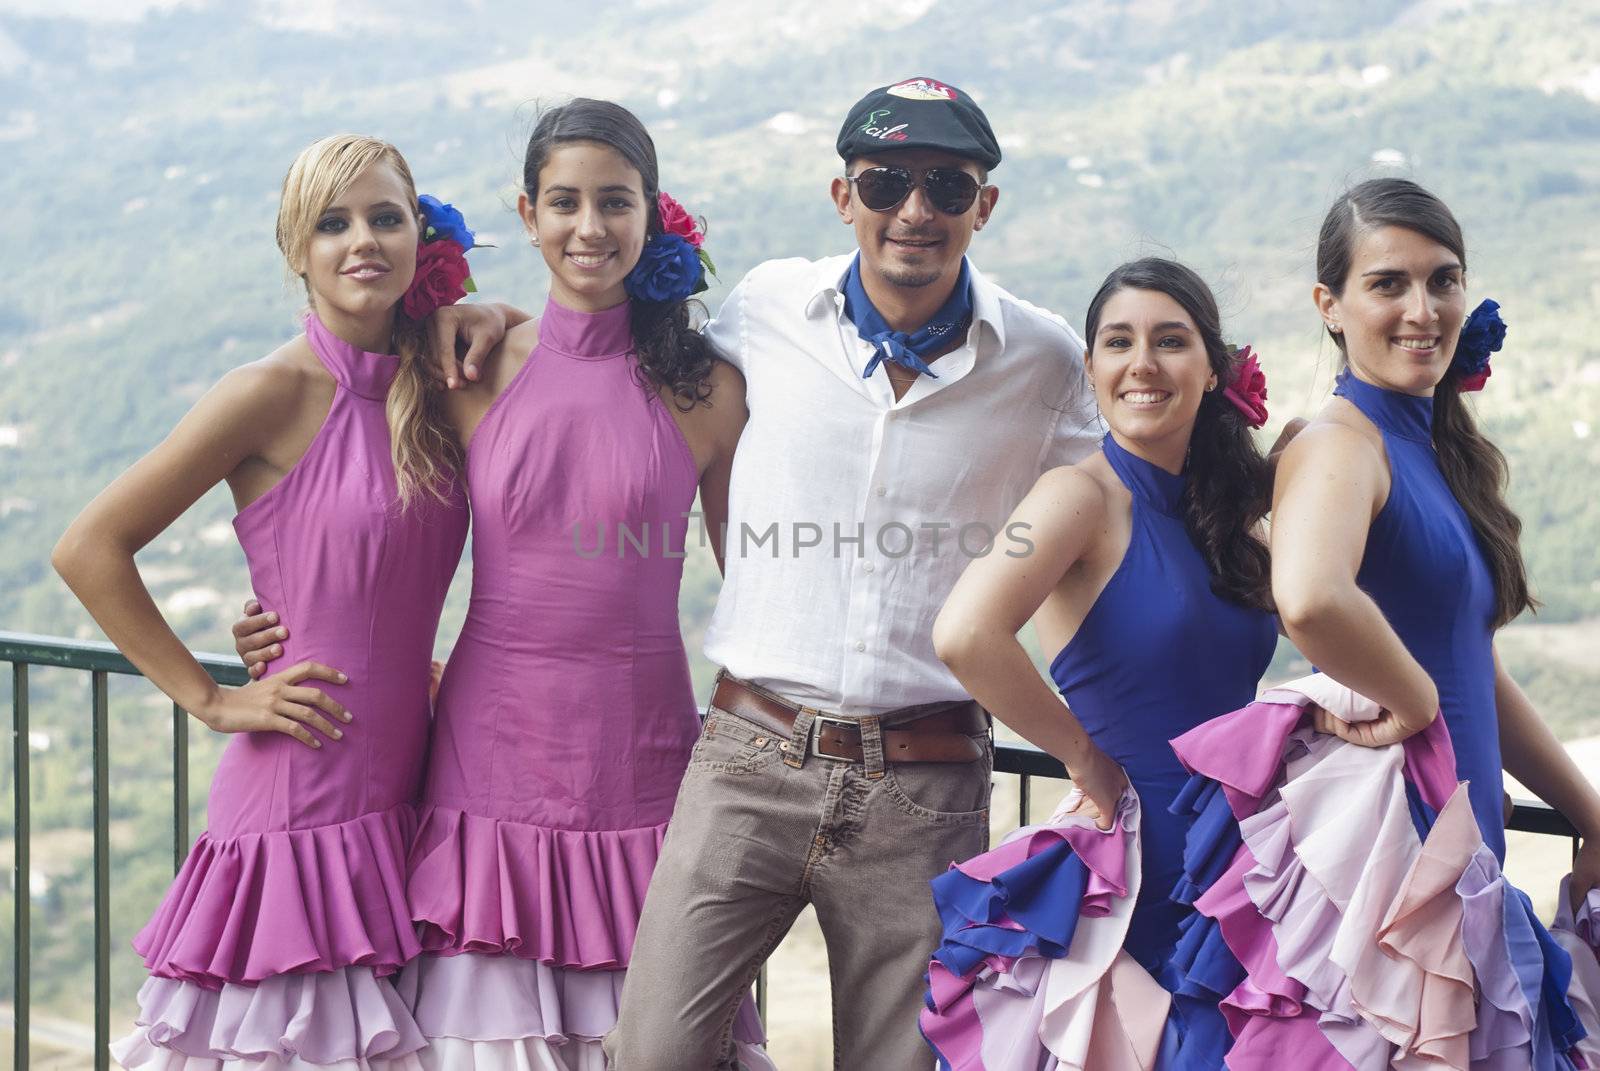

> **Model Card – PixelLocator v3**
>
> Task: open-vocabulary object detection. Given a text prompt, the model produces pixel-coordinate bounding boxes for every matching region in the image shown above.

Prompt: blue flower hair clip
[1452,299,1506,393]
[418,194,478,252]
[624,191,715,304]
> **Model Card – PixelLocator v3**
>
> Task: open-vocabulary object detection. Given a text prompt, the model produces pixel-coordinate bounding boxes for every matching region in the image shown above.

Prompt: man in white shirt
[605,77,1102,1069]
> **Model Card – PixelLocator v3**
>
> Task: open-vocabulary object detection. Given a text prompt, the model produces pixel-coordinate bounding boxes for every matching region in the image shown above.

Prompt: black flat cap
[836,76,1001,171]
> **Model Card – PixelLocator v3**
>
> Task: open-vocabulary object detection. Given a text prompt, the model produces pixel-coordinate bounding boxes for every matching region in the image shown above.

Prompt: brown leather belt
[710,673,988,764]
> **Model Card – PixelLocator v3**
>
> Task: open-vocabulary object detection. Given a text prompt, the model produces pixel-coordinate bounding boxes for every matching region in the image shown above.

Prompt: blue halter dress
[1333,370,1505,858]
[1048,434,1277,973]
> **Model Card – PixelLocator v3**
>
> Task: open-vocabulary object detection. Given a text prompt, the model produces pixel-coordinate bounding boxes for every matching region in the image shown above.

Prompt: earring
[530,235,540,247]
[1328,322,1341,333]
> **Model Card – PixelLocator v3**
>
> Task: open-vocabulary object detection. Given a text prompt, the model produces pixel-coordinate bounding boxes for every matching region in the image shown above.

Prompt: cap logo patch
[887,78,957,101]
[859,108,909,143]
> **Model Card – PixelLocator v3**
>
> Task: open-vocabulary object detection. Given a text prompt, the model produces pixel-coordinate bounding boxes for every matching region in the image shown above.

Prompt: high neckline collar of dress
[1334,369,1433,444]
[1102,433,1185,517]
[303,312,399,400]
[538,294,635,360]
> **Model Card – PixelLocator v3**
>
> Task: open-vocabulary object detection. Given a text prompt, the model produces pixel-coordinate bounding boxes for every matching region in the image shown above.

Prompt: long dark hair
[1317,178,1533,627]
[522,98,715,409]
[1085,258,1273,612]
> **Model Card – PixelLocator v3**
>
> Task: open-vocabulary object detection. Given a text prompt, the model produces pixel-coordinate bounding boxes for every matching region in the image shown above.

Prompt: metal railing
[3,630,1585,1069]
[5,630,246,1071]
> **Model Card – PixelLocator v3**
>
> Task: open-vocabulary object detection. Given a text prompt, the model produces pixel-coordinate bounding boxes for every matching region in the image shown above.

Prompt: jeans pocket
[881,738,993,824]
[686,709,781,775]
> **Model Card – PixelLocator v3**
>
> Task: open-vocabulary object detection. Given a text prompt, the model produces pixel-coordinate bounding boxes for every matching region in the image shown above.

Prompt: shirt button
[855,641,866,652]
[863,562,875,574]
[875,487,887,497]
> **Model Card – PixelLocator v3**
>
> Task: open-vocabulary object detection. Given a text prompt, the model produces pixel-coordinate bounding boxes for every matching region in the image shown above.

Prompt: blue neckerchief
[840,254,973,381]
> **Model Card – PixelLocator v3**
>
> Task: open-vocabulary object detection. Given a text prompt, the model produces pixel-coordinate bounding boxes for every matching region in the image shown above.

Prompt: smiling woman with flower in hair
[53,133,481,1069]
[924,257,1279,1066]
[1168,177,1600,1067]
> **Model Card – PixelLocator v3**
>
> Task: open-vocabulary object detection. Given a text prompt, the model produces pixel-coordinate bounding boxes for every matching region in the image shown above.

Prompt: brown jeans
[605,696,993,1070]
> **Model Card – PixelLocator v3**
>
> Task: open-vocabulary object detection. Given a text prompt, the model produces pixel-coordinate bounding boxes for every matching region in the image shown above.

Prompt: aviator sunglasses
[847,166,988,216]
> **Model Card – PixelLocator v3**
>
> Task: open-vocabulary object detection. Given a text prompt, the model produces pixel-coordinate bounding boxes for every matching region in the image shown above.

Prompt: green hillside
[1,0,1598,1057]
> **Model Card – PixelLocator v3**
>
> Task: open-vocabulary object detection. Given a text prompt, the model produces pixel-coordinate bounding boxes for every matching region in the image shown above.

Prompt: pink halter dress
[113,313,469,1069]
[397,296,768,1068]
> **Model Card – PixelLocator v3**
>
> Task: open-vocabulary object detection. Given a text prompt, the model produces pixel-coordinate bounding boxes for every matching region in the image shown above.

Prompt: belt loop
[784,708,815,769]
[859,715,886,780]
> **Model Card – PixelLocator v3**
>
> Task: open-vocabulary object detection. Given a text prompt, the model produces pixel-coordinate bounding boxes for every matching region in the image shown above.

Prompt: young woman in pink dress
[237,100,766,1070]
[54,135,474,1069]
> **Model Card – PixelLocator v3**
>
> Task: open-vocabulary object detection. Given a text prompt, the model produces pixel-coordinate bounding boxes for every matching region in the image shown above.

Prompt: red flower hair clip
[1222,345,1269,428]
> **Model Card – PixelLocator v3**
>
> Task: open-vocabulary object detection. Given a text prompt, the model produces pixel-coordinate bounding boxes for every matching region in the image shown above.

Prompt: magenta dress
[397,297,767,1068]
[113,313,469,1069]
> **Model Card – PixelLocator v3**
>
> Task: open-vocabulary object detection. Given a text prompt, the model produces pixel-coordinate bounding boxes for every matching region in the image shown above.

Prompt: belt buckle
[809,714,858,761]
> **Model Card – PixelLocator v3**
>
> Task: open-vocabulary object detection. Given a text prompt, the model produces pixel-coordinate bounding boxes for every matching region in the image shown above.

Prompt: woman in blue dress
[930,257,1279,1063]
[1272,177,1599,903]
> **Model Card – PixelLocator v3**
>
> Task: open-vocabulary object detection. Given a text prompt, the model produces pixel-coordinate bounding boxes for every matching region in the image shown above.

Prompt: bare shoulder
[504,314,542,355]
[1283,399,1386,473]
[706,356,746,396]
[701,358,747,415]
[469,316,541,402]
[207,336,326,420]
[1031,459,1112,521]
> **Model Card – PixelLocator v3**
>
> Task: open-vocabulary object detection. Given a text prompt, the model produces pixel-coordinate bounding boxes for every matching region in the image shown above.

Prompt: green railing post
[13,662,30,1071]
[91,670,111,1071]
[172,702,189,875]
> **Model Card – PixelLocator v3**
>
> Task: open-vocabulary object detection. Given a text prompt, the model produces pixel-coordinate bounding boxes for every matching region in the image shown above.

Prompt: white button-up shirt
[702,253,1103,716]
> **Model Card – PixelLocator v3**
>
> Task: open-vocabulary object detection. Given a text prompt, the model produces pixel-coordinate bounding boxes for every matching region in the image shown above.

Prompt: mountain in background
[1,1,1598,1058]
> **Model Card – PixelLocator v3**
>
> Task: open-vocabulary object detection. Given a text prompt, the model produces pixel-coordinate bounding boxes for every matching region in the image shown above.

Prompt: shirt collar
[803,252,1007,355]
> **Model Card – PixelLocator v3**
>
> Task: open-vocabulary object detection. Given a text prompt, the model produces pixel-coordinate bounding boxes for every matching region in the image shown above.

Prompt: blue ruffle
[1156,774,1247,1069]
[1170,775,1242,906]
[1509,885,1586,1061]
[928,839,1089,979]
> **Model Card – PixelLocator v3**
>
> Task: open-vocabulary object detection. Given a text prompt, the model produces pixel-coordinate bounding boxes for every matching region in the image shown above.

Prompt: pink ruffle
[406,806,665,969]
[134,805,420,987]
[1185,677,1493,1069]
[395,951,773,1070]
[110,966,424,1069]
[1553,879,1600,1067]
[1171,679,1459,819]
[109,1046,422,1071]
[1367,786,1478,1067]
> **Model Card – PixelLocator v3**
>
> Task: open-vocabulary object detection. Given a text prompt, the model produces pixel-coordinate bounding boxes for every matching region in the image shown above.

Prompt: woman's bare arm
[54,359,348,745]
[1271,422,1438,743]
[1494,646,1600,903]
[933,466,1128,826]
[691,361,747,573]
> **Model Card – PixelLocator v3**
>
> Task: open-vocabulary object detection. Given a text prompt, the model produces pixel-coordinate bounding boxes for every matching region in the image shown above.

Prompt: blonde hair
[276,134,462,508]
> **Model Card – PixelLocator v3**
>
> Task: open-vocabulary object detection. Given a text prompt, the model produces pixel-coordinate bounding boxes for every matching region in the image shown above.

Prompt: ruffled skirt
[1166,673,1590,1069]
[397,805,772,1070]
[920,789,1171,1069]
[115,804,428,1069]
[116,800,775,1069]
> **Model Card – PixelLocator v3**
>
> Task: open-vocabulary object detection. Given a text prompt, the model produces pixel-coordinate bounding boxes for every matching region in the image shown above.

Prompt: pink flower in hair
[657,191,704,248]
[402,239,471,320]
[1222,345,1269,428]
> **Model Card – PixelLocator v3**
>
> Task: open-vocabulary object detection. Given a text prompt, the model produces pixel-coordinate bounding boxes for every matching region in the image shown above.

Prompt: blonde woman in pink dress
[55,135,476,1068]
